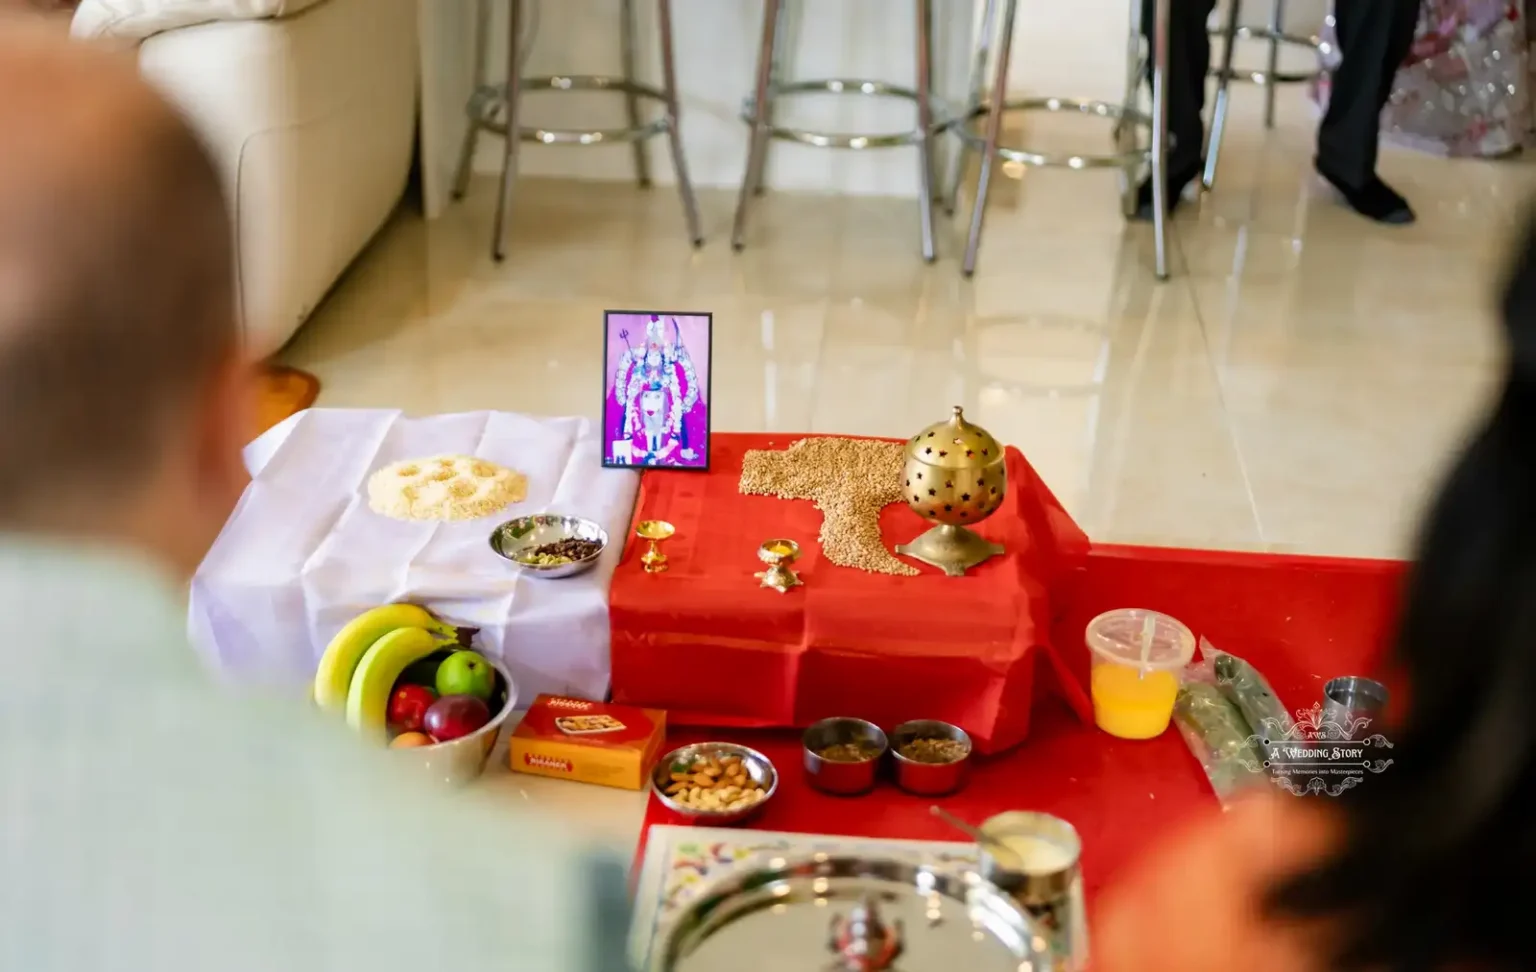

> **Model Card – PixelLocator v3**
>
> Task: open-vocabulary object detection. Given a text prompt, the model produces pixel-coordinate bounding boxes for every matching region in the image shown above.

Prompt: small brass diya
[635,519,676,574]
[755,538,803,593]
[895,405,1008,577]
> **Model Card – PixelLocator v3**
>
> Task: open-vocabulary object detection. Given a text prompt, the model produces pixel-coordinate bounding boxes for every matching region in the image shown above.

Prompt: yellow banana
[313,604,465,713]
[345,626,446,740]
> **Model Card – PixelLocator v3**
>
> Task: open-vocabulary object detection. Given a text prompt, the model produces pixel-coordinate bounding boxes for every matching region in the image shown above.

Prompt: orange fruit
[390,731,433,749]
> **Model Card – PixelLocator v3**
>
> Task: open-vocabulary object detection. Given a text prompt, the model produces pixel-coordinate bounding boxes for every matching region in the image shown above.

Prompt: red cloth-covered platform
[611,433,1408,902]
[609,434,1095,754]
[637,543,1407,904]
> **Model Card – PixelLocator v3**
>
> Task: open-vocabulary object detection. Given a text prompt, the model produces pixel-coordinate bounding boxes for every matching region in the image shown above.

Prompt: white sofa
[72,0,419,356]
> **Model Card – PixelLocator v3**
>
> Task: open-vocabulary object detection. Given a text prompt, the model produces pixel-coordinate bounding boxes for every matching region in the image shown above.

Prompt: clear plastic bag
[1172,642,1271,809]
[1204,639,1293,745]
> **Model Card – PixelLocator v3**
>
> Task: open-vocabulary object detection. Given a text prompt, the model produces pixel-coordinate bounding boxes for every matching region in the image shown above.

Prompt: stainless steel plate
[654,854,1053,972]
[489,514,608,578]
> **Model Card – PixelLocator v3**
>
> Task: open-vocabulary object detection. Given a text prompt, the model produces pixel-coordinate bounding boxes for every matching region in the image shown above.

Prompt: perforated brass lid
[904,406,1004,471]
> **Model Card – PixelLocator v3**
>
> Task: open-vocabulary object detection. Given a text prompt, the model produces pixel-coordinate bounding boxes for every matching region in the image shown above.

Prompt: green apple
[435,650,496,702]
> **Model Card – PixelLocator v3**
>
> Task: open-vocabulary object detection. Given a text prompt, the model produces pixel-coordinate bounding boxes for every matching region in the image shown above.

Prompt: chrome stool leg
[492,0,525,262]
[732,0,783,252]
[1202,0,1241,191]
[749,0,792,198]
[946,0,998,217]
[915,0,937,263]
[1116,0,1144,217]
[620,0,653,188]
[1202,0,1323,192]
[961,0,1018,277]
[452,0,494,200]
[1263,0,1283,128]
[1150,0,1170,279]
[657,0,703,246]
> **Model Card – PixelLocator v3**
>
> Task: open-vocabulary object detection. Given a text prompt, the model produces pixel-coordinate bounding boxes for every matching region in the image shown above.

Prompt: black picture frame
[601,309,713,471]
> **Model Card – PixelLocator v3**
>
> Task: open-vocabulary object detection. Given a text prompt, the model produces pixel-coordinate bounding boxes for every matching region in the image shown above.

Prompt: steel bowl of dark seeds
[489,514,609,578]
[890,719,972,796]
[802,717,888,796]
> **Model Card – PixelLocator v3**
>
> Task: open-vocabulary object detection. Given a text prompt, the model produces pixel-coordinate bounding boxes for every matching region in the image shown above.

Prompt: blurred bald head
[0,25,248,572]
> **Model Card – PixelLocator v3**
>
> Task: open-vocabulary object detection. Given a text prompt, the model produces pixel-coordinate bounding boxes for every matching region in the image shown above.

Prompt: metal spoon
[929,805,1008,852]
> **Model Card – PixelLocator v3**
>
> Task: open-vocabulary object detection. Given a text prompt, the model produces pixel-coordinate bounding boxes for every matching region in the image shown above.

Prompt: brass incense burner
[894,406,1007,577]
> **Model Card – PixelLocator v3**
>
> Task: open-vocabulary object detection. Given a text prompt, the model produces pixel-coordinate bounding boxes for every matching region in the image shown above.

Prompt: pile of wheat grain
[739,437,918,576]
[366,455,527,522]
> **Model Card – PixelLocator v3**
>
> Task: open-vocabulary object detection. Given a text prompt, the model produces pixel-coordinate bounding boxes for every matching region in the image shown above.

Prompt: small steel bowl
[979,811,1082,907]
[392,658,518,786]
[489,513,608,579]
[650,742,779,826]
[1321,676,1390,740]
[890,719,973,796]
[801,717,888,796]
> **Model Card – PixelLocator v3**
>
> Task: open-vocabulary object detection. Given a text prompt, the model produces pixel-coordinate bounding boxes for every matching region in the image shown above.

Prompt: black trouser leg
[1316,0,1421,187]
[1144,0,1218,175]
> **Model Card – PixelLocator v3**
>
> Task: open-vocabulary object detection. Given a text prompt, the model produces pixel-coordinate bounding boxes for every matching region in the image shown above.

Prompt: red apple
[387,684,437,732]
[423,694,491,742]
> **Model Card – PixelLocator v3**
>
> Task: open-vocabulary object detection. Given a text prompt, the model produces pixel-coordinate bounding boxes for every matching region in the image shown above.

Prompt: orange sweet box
[508,694,667,790]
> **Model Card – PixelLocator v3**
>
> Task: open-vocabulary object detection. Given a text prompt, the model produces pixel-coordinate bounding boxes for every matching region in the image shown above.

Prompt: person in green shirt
[0,24,629,972]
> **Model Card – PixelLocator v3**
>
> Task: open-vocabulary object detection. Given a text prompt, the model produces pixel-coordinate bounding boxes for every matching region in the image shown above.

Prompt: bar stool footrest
[738,78,956,150]
[951,97,1149,169]
[470,76,672,145]
[1206,26,1324,85]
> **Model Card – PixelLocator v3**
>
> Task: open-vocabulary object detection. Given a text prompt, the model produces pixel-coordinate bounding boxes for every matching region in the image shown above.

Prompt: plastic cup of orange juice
[1085,609,1195,740]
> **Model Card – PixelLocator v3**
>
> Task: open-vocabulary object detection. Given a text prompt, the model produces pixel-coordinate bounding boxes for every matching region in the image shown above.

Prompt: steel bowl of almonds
[650,743,779,825]
[489,514,608,579]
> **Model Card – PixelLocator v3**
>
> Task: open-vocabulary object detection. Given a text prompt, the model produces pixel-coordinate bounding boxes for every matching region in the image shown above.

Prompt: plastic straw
[1138,614,1155,679]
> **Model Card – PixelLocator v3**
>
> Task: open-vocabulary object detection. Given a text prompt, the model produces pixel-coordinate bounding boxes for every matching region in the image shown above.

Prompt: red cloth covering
[637,544,1408,906]
[609,434,1094,754]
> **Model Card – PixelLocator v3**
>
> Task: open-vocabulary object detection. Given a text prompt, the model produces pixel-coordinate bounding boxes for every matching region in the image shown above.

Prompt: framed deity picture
[602,310,713,471]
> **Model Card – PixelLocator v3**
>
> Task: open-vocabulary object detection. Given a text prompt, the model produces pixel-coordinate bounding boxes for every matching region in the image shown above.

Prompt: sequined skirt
[1315,0,1533,158]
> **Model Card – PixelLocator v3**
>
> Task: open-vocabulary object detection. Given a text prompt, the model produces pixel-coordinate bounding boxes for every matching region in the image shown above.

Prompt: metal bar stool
[1201,0,1326,191]
[731,0,946,263]
[451,0,704,261]
[953,0,1172,280]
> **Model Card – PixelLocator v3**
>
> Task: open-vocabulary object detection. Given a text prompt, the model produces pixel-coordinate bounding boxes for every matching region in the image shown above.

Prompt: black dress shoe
[1131,161,1203,222]
[1315,160,1416,225]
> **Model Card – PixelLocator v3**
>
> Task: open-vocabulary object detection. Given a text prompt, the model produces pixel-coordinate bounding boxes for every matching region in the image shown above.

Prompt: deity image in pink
[604,313,709,469]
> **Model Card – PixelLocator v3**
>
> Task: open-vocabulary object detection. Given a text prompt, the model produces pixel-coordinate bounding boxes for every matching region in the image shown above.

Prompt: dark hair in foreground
[1265,215,1536,970]
[0,35,234,520]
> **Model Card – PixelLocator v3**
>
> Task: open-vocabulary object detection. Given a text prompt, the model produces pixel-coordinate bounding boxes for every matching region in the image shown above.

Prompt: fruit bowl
[649,743,779,826]
[391,658,518,786]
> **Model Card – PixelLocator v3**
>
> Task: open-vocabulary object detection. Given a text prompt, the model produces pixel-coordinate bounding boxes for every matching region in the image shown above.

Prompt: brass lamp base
[895,524,1003,577]
[755,565,803,594]
[755,538,803,593]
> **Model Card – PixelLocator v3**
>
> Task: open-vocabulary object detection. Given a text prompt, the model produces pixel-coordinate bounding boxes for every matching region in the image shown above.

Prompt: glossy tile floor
[277,89,1534,847]
[282,91,1530,562]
